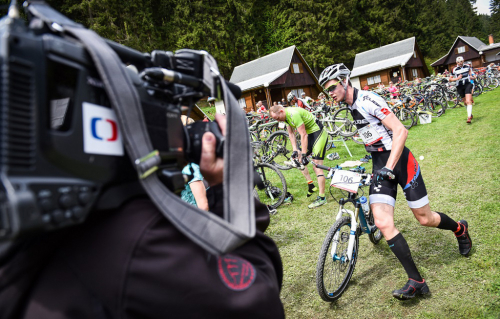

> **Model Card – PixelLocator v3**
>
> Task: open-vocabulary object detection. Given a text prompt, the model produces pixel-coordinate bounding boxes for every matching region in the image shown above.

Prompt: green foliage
[2,0,493,78]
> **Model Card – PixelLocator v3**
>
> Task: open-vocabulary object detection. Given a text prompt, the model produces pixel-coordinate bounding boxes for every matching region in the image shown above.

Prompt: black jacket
[0,185,284,318]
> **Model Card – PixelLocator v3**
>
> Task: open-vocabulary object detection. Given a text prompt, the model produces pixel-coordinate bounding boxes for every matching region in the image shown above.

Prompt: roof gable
[353,37,415,69]
[229,46,295,84]
[351,37,416,77]
[431,36,497,66]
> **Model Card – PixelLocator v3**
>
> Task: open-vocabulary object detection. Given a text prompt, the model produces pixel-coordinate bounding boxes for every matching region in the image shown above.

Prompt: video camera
[0,0,244,247]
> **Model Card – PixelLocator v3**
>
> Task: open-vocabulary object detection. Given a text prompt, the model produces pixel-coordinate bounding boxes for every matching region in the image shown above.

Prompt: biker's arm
[380,113,408,171]
[287,124,298,152]
[296,124,308,156]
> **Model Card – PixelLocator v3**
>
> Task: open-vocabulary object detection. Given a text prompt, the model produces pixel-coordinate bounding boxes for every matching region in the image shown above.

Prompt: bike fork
[330,207,358,263]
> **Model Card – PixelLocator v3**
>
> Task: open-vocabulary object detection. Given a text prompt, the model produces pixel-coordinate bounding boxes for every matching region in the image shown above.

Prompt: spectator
[387,81,399,102]
[181,116,209,211]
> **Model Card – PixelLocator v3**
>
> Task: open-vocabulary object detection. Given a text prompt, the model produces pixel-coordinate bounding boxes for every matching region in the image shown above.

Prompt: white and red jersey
[349,89,394,153]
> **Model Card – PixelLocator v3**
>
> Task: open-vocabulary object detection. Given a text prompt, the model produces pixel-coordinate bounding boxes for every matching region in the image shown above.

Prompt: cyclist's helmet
[456,56,464,63]
[318,63,351,88]
[287,91,296,102]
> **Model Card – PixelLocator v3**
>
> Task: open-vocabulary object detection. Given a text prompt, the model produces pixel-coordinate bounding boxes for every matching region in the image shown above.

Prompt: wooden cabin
[431,35,500,74]
[350,37,430,89]
[229,46,322,112]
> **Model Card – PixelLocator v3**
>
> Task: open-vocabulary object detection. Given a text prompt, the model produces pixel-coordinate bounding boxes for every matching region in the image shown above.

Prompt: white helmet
[456,56,464,63]
[287,91,296,102]
[319,63,351,87]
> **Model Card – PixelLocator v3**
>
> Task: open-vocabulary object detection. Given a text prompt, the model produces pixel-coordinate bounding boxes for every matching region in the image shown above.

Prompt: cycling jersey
[348,89,394,152]
[452,64,471,86]
[285,107,320,134]
[297,98,310,109]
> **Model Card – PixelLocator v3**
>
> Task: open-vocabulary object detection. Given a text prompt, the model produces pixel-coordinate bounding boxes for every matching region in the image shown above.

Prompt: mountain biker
[450,56,474,123]
[319,63,472,300]
[301,92,315,105]
[287,92,311,110]
[269,104,329,209]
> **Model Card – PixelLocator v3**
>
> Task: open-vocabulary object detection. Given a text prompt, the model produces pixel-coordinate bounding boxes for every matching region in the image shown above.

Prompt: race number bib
[331,170,361,193]
[358,125,382,146]
[278,122,286,129]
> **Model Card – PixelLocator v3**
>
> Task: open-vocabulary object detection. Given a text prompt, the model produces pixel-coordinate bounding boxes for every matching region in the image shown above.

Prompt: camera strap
[27,2,255,255]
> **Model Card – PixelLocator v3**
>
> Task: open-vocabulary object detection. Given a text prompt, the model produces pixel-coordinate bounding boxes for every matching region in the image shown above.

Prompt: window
[457,46,466,54]
[291,63,303,74]
[413,51,417,59]
[412,69,418,78]
[367,75,381,85]
[238,98,246,109]
[291,88,305,97]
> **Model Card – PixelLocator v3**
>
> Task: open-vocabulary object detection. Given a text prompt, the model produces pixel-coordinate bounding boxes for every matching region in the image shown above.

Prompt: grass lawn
[266,88,500,318]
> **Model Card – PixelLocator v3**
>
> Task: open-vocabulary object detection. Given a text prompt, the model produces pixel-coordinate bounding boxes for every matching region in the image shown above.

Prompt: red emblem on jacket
[218,254,256,291]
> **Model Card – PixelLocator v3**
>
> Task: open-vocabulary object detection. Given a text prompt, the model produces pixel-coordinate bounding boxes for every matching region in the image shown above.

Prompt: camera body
[0,7,220,242]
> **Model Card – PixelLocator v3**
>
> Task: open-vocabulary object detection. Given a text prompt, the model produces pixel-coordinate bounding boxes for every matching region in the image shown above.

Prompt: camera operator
[1,114,284,319]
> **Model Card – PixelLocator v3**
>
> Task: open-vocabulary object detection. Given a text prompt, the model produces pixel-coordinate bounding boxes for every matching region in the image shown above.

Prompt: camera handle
[26,1,255,255]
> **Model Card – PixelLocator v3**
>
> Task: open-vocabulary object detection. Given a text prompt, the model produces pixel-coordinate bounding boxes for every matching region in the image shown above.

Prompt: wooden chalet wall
[433,38,482,74]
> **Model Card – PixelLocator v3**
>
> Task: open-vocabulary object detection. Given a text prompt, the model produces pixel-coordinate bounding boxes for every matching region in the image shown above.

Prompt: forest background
[1,0,500,79]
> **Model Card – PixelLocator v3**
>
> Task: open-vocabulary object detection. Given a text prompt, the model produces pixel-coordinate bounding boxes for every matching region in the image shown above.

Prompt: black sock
[387,233,423,282]
[308,183,315,191]
[436,212,459,232]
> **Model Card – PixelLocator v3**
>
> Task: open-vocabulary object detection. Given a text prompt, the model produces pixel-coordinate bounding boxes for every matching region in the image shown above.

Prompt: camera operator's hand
[200,114,226,186]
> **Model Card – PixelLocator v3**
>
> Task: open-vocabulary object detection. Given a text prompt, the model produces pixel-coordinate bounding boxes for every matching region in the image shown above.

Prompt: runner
[450,56,474,123]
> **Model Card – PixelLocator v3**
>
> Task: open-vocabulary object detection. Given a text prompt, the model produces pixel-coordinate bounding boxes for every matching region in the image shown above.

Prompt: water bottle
[359,196,370,218]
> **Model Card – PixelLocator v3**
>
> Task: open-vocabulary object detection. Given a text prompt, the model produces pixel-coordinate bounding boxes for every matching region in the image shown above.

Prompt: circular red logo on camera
[217,254,256,291]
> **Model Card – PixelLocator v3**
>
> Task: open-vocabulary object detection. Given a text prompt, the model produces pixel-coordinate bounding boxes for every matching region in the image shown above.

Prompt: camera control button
[78,192,92,205]
[72,206,85,220]
[51,209,65,224]
[59,194,76,208]
[39,198,54,211]
[42,214,51,224]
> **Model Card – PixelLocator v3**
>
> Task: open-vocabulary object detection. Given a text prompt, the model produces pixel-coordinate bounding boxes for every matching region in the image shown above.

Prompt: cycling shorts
[369,147,429,209]
[456,82,473,98]
[305,127,328,160]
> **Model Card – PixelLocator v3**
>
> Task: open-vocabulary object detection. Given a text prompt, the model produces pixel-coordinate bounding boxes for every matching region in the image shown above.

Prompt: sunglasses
[324,83,338,93]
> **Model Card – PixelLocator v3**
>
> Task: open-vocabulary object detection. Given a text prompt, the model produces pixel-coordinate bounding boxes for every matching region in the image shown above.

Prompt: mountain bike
[312,163,383,302]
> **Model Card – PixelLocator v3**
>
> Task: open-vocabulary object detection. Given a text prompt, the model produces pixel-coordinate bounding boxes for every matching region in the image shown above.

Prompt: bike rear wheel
[332,107,358,137]
[316,216,359,302]
[253,163,287,209]
[266,131,294,170]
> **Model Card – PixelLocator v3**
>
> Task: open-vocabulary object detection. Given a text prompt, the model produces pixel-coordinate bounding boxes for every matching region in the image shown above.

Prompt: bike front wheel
[316,216,359,302]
